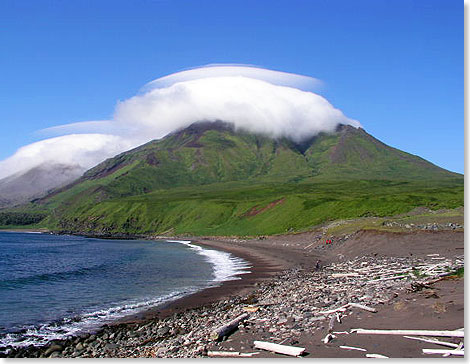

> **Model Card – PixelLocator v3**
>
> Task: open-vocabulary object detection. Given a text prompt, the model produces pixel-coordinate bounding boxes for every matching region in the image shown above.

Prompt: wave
[0,289,194,349]
[0,262,111,290]
[0,239,251,349]
[168,240,251,282]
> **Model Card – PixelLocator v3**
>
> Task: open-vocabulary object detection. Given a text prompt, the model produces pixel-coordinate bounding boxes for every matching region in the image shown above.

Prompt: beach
[2,229,464,358]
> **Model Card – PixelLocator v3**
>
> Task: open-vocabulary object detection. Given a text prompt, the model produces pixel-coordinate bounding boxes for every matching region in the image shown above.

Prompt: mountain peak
[171,120,236,137]
[24,120,462,236]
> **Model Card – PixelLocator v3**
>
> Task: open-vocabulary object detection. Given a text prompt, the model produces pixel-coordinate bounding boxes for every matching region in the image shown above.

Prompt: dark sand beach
[2,229,464,358]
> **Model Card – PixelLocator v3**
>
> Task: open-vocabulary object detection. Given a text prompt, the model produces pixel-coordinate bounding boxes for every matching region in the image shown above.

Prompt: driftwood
[328,315,336,332]
[403,335,460,348]
[331,273,359,278]
[210,313,249,341]
[207,351,258,357]
[322,333,335,344]
[339,345,367,352]
[444,342,465,357]
[367,276,407,283]
[253,341,305,357]
[319,304,349,315]
[365,353,389,358]
[422,349,464,356]
[352,329,464,338]
[321,302,377,316]
[348,303,377,313]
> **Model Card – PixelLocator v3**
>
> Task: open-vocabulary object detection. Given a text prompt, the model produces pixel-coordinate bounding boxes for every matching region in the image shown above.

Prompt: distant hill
[0,163,84,208]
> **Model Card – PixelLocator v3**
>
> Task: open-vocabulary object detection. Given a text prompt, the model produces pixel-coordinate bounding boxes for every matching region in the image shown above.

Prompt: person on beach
[315,259,322,271]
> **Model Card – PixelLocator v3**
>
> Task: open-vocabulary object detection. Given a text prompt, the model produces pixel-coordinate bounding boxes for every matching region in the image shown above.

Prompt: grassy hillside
[5,121,462,237]
[43,178,463,236]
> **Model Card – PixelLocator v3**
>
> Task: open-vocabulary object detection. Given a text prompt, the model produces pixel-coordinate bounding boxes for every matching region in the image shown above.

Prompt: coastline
[0,232,314,357]
[1,229,464,358]
[0,234,288,353]
[116,237,304,324]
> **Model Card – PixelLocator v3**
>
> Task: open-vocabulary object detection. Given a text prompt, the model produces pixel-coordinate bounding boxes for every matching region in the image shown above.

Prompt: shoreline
[115,237,298,325]
[0,234,290,352]
[1,229,464,358]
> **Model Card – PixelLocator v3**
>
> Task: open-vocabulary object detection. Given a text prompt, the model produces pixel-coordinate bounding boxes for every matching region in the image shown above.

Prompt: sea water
[0,232,250,348]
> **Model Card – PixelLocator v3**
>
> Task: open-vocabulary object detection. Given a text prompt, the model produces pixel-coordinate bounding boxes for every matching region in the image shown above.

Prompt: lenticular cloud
[0,65,361,180]
[141,64,322,91]
[115,75,360,142]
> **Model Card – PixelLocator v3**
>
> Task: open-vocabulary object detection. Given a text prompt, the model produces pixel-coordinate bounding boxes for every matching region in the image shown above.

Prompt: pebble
[44,344,63,356]
[1,253,462,358]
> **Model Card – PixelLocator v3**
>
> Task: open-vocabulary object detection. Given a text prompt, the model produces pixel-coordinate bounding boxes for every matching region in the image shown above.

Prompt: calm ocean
[0,232,250,348]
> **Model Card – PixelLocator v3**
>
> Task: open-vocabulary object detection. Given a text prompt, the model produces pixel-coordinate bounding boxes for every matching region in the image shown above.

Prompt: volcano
[3,121,462,235]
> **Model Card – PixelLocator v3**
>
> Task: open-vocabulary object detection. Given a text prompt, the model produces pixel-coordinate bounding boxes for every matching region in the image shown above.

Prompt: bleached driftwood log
[321,302,377,316]
[322,333,335,344]
[339,345,367,352]
[254,341,305,357]
[422,349,464,356]
[348,303,377,313]
[210,313,249,340]
[331,273,360,278]
[319,304,349,315]
[366,276,407,283]
[443,342,465,357]
[365,353,389,358]
[352,329,464,338]
[403,336,460,348]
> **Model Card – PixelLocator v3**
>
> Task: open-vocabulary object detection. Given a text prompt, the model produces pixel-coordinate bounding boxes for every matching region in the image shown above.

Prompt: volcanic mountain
[44,121,458,197]
[24,121,461,236]
[0,163,84,208]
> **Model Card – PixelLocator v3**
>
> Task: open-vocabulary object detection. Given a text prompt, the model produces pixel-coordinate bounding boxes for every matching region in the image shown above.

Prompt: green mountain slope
[30,121,462,236]
[305,125,455,180]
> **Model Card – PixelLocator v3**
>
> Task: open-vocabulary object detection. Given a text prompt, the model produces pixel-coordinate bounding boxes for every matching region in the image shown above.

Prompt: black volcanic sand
[118,230,464,358]
[2,229,464,358]
[117,236,323,323]
[192,231,464,358]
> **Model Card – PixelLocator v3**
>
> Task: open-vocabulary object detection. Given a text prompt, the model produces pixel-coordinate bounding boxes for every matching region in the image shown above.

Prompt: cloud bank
[0,65,360,180]
[0,134,135,179]
[115,76,359,142]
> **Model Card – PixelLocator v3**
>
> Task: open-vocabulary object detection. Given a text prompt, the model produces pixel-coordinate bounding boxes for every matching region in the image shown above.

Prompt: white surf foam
[168,240,252,282]
[0,240,251,349]
[0,289,198,349]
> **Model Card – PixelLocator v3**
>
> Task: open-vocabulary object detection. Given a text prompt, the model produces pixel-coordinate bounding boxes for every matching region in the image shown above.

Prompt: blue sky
[0,0,463,173]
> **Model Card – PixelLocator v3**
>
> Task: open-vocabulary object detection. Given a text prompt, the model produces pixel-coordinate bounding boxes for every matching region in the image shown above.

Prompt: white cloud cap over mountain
[0,65,360,181]
[116,74,359,143]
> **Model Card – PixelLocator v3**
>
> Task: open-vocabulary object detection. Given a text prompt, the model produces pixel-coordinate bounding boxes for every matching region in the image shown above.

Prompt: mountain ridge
[0,121,462,236]
[64,120,459,194]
